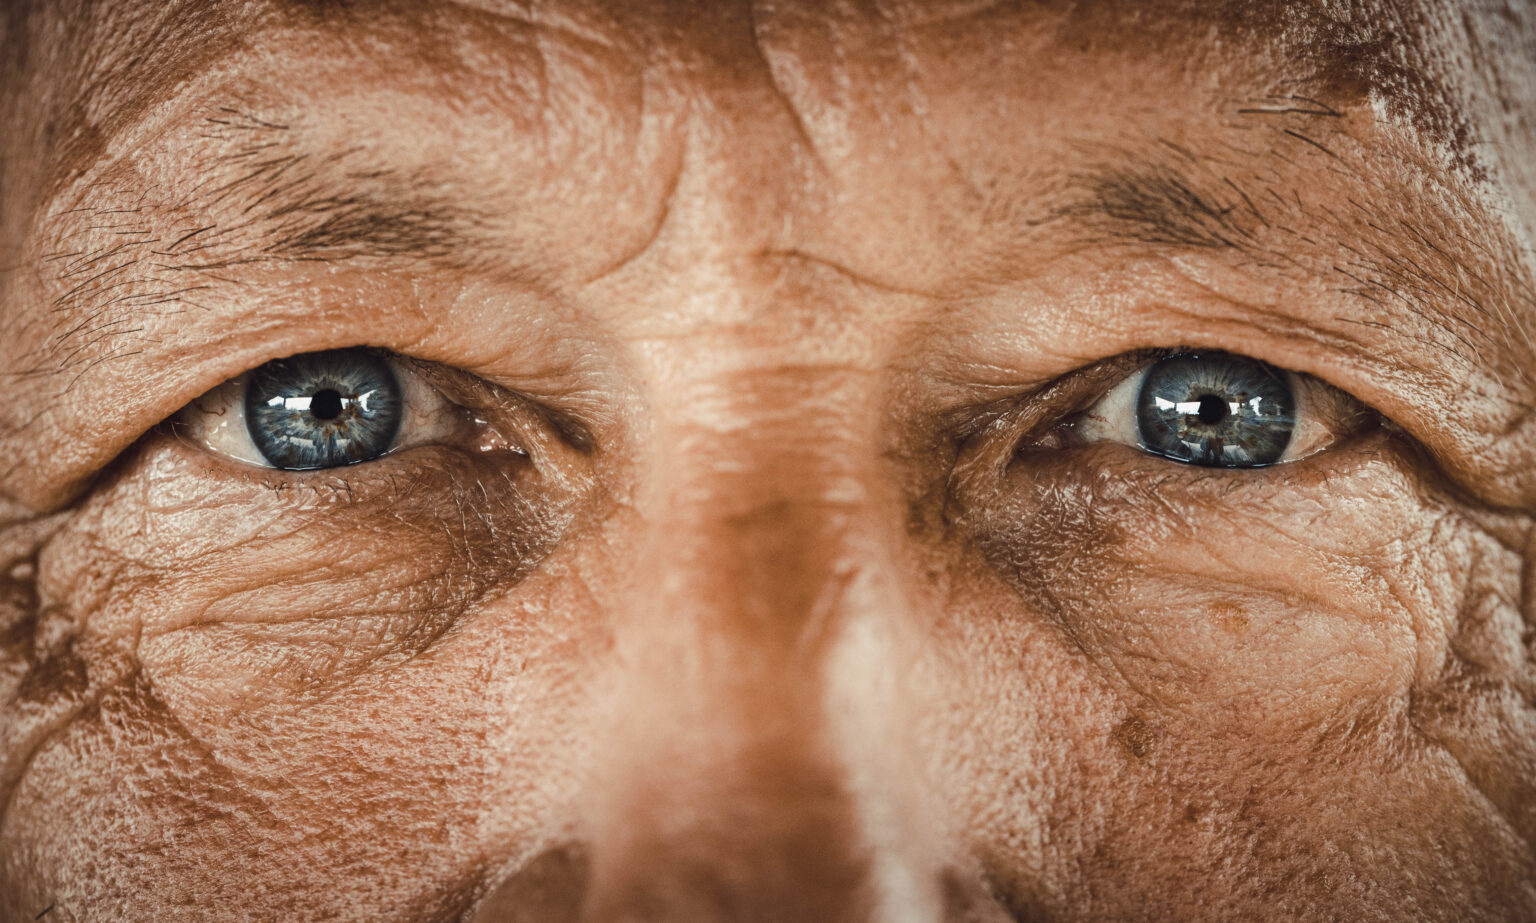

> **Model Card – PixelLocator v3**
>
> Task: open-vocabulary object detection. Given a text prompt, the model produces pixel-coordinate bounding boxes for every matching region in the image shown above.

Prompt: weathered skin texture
[0,0,1533,920]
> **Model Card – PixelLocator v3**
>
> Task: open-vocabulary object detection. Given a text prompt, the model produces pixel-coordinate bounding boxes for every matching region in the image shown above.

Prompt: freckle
[1210,602,1250,636]
[1112,715,1157,760]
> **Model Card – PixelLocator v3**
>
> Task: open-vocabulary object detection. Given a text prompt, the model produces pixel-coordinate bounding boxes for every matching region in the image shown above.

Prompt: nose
[580,367,942,923]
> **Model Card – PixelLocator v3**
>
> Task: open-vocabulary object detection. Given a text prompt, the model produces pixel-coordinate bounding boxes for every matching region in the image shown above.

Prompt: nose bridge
[582,365,935,922]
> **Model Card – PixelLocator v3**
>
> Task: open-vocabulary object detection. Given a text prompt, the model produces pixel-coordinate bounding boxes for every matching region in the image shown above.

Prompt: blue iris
[1136,353,1294,467]
[245,349,403,469]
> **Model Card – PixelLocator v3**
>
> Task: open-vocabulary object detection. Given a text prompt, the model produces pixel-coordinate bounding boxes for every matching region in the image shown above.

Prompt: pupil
[1195,393,1228,426]
[310,388,344,421]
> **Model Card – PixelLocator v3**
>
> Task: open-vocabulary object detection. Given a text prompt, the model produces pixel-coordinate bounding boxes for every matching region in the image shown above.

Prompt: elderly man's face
[2,1,1534,920]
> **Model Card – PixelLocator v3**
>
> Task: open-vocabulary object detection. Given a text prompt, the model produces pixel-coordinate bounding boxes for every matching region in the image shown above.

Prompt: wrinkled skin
[1,1,1535,920]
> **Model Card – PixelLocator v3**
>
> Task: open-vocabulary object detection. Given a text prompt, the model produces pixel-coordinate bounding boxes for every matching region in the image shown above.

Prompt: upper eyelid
[974,349,1174,442]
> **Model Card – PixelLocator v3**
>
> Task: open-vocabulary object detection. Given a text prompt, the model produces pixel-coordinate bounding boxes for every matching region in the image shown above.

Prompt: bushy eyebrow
[263,197,469,264]
[1052,114,1344,255]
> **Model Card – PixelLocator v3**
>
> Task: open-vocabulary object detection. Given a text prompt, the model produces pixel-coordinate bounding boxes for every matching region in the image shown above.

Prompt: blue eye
[1135,353,1294,467]
[244,349,404,469]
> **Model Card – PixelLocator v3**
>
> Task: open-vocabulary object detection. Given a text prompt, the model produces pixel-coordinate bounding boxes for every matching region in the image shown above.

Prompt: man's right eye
[174,348,511,471]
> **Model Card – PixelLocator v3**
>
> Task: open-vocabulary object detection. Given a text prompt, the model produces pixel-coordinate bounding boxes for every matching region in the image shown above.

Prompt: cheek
[935,430,1536,918]
[1,631,597,920]
[968,432,1443,724]
[0,436,606,916]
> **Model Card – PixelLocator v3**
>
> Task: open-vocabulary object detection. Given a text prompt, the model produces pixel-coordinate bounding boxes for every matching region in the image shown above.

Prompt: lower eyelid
[159,427,520,507]
[116,433,561,639]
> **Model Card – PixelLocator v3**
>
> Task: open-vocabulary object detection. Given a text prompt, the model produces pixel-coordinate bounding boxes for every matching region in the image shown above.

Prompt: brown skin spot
[1112,715,1158,761]
[1210,602,1251,637]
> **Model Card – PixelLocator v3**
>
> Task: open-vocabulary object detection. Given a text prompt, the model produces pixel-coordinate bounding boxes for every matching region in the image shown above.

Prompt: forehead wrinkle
[998,0,1475,173]
[160,114,494,269]
[7,5,1529,369]
[278,0,626,53]
[6,0,657,394]
[3,0,641,219]
[2,1,272,203]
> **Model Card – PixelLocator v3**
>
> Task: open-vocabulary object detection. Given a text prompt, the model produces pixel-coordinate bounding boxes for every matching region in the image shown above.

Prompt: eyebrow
[5,111,496,432]
[1041,128,1536,376]
[146,110,484,271]
[28,114,1523,384]
[264,197,468,263]
[1059,158,1268,252]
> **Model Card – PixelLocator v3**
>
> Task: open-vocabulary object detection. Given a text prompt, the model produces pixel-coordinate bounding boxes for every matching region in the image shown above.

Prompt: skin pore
[1,0,1534,920]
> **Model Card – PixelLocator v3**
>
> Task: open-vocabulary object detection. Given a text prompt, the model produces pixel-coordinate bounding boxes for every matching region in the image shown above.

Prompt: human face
[1,1,1533,920]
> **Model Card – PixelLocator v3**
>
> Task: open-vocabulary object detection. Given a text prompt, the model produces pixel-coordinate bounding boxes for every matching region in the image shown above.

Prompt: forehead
[2,0,1476,176]
[3,0,1492,291]
[0,0,1521,349]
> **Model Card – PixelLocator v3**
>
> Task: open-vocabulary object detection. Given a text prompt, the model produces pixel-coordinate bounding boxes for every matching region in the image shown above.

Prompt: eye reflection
[1136,353,1295,467]
[1064,350,1365,467]
[245,350,403,469]
[172,348,507,471]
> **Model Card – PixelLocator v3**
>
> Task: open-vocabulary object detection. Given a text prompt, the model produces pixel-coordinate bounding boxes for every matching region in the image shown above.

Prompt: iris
[1135,353,1295,467]
[245,349,403,469]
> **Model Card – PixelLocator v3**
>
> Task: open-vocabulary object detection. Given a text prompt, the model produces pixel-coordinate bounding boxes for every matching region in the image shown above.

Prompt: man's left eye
[174,348,485,470]
[1070,351,1370,467]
